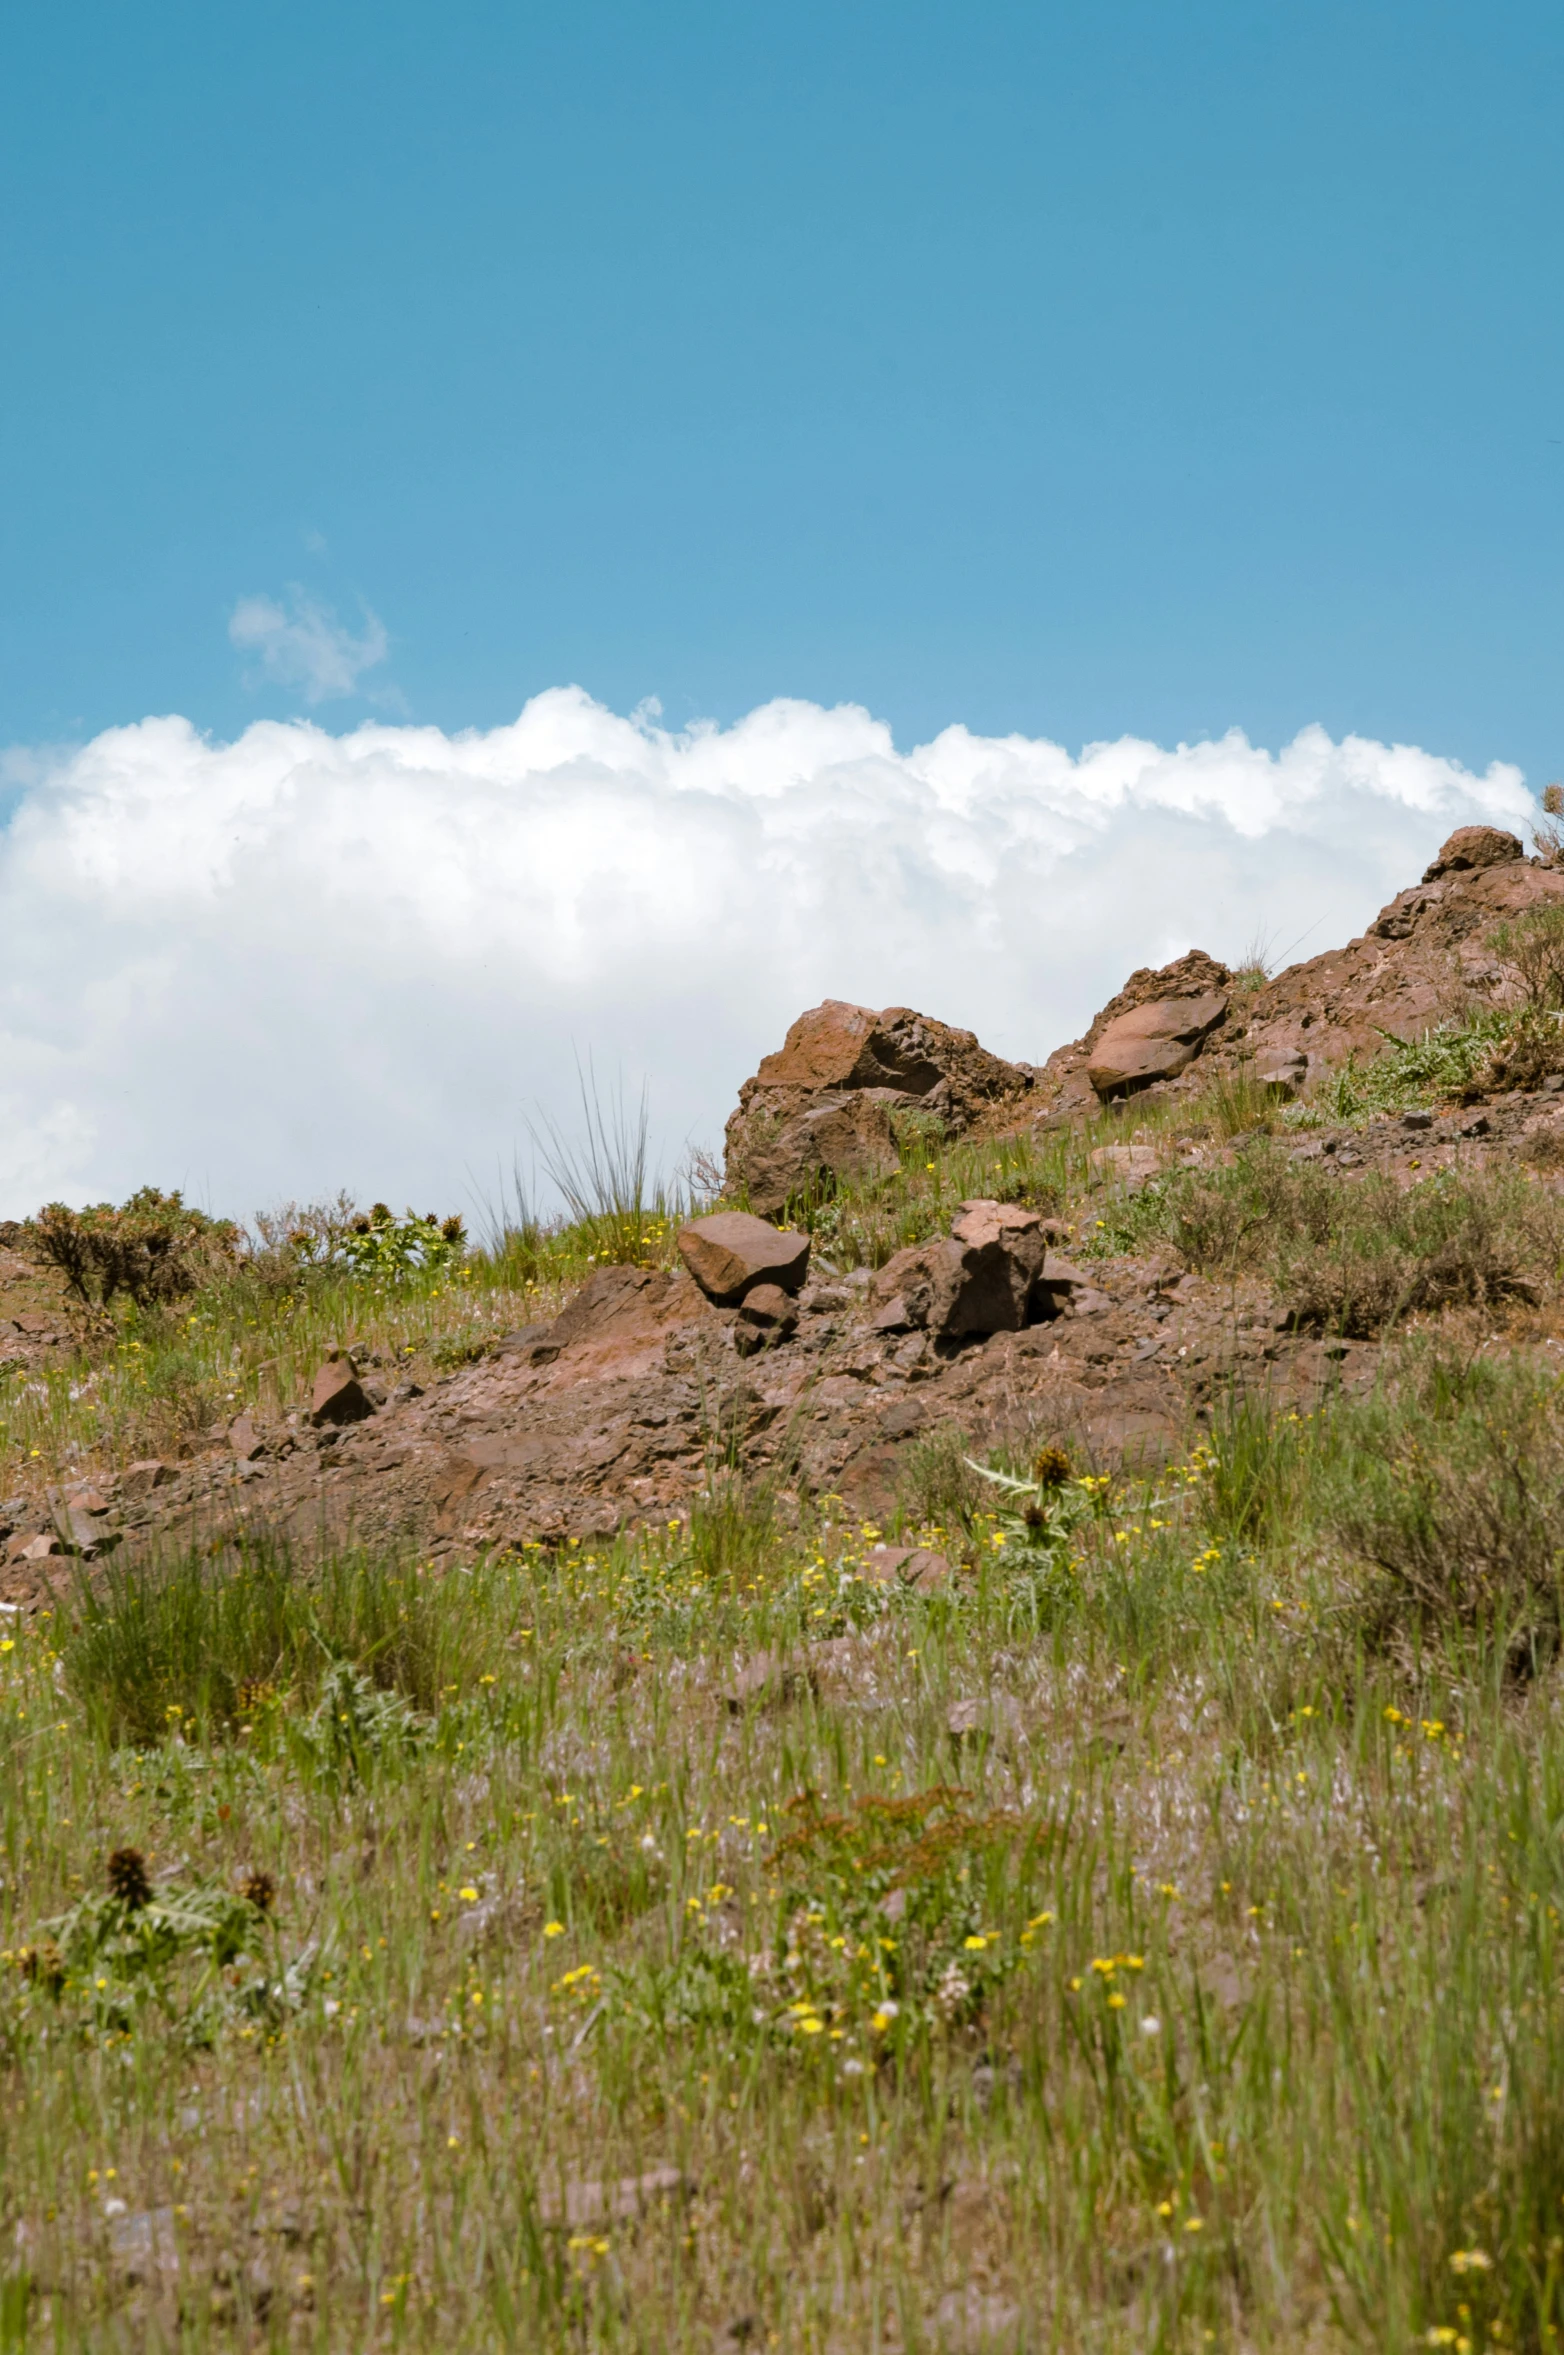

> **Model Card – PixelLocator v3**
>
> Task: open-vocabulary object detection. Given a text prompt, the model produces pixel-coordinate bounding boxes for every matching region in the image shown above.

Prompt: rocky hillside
[5,818,1564,1597]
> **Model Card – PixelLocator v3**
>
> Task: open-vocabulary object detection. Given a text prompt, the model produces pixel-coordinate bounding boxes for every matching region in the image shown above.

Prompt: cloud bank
[0,691,1534,1221]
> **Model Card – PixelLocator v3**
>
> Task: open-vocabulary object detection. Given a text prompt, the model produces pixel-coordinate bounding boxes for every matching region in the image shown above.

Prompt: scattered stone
[123,1459,176,1495]
[947,1694,1023,1748]
[228,1415,265,1460]
[1400,1109,1434,1131]
[1088,1144,1163,1183]
[872,1200,1048,1340]
[861,1545,951,1593]
[8,1532,63,1564]
[493,1324,559,1365]
[1461,1113,1492,1138]
[49,1489,119,1558]
[310,1354,376,1428]
[676,1212,811,1305]
[721,1651,813,1712]
[1255,1047,1308,1096]
[732,1282,800,1357]
[538,2167,689,2229]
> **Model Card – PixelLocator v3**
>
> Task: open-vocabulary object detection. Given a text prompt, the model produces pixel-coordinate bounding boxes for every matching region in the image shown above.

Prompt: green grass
[7,1356,1564,2346]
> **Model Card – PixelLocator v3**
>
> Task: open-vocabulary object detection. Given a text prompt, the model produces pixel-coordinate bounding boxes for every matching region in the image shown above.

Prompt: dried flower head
[1031,1444,1072,1488]
[18,1941,64,1996]
[1545,782,1564,818]
[106,1846,152,1910]
[240,1867,277,1915]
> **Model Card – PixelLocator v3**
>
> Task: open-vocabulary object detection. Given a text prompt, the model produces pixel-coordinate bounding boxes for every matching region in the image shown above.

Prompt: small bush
[1302,1011,1514,1124]
[757,1785,1054,2046]
[28,1189,237,1313]
[1098,1152,1564,1336]
[900,1426,983,1532]
[1489,902,1564,1013]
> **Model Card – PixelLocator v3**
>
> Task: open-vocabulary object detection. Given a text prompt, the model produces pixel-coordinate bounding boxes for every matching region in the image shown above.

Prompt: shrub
[59,1541,501,1746]
[1302,1010,1514,1125]
[1098,1152,1564,1336]
[1489,902,1564,1013]
[757,1785,1055,2047]
[1324,1348,1564,1658]
[28,1188,237,1313]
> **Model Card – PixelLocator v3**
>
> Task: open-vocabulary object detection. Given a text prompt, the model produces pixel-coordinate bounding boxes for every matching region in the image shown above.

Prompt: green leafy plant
[21,1847,298,2044]
[334,1203,468,1282]
[754,1785,1055,2053]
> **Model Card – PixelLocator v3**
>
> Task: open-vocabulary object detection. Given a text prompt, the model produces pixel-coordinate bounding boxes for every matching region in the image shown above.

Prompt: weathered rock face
[677,1212,811,1305]
[725,1001,1034,1214]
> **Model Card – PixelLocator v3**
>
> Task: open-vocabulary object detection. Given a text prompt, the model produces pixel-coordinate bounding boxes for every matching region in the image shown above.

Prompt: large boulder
[726,1001,1034,1214]
[676,1211,811,1305]
[1421,826,1524,882]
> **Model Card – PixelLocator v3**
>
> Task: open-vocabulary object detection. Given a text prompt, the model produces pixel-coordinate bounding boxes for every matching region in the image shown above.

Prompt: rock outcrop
[725,1001,1033,1214]
[1040,828,1564,1113]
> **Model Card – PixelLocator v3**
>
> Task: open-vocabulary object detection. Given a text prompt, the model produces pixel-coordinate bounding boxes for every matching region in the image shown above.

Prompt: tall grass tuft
[527,1061,684,1268]
[58,1540,504,1745]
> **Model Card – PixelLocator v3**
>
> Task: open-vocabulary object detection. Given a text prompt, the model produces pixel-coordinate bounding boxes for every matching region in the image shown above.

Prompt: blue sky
[3,0,1561,774]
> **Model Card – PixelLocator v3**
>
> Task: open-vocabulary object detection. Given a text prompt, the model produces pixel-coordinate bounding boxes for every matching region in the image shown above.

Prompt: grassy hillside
[6,1046,1564,2348]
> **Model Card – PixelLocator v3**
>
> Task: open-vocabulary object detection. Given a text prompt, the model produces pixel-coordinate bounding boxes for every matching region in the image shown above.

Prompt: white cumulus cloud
[0,690,1535,1220]
[228,586,390,704]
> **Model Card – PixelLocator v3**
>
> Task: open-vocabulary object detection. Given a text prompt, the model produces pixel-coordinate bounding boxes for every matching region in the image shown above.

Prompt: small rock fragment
[310,1356,376,1428]
[733,1282,799,1357]
[123,1459,176,1494]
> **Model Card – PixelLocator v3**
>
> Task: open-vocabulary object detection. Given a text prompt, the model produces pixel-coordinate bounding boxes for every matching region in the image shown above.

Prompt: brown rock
[721,1650,813,1711]
[861,1544,951,1593]
[676,1212,810,1305]
[122,1459,175,1495]
[734,1093,899,1217]
[1086,992,1228,1098]
[732,1281,800,1357]
[228,1416,265,1461]
[8,1532,64,1564]
[310,1356,376,1428]
[1255,1046,1308,1096]
[1088,1144,1164,1183]
[1422,825,1524,882]
[872,1199,1047,1339]
[726,1001,1033,1211]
